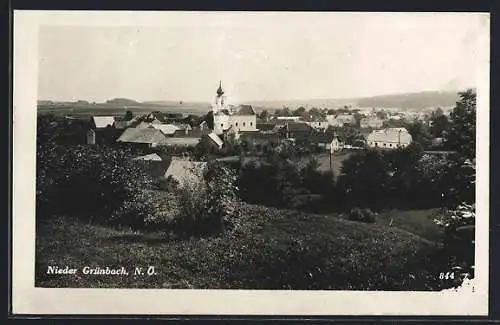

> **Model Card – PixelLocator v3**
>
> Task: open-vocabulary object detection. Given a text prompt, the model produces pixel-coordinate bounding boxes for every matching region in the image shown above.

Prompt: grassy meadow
[36,201,447,290]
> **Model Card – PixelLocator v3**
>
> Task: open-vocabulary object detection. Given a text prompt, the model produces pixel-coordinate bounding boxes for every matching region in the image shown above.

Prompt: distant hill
[38,90,465,114]
[248,91,462,111]
[356,91,461,110]
[105,98,140,105]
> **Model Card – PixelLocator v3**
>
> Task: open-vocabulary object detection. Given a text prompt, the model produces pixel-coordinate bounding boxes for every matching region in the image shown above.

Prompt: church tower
[212,80,227,113]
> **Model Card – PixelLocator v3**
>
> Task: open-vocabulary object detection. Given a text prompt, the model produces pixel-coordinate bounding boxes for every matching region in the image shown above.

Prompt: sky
[37,12,488,103]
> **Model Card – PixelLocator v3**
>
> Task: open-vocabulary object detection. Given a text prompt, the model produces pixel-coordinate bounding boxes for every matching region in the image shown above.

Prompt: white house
[164,159,207,188]
[305,121,329,130]
[91,116,116,129]
[326,114,356,127]
[366,127,412,149]
[360,117,384,129]
[211,81,258,135]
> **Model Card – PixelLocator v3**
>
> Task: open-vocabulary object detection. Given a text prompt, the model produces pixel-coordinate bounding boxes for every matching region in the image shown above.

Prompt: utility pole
[329,139,333,173]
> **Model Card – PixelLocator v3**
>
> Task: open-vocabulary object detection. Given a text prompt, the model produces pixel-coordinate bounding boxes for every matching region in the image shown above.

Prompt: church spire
[217,80,224,96]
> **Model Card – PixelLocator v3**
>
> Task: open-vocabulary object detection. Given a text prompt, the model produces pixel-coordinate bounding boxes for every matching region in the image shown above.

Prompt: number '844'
[439,272,455,280]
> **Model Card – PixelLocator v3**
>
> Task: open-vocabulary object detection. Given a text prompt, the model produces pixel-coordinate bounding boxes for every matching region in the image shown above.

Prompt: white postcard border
[12,11,491,316]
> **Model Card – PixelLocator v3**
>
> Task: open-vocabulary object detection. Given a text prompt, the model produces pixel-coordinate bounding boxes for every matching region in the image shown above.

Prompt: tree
[259,109,270,121]
[337,149,392,210]
[184,114,202,127]
[353,112,362,128]
[275,106,292,117]
[204,111,215,130]
[406,120,433,149]
[445,89,476,160]
[294,106,306,117]
[124,110,134,121]
[429,114,450,138]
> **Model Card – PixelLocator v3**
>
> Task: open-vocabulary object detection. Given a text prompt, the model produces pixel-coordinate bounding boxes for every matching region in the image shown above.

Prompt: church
[211,81,258,135]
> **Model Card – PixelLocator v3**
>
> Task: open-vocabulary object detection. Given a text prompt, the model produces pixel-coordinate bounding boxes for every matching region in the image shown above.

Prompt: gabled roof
[164,160,207,187]
[163,137,201,146]
[150,124,180,135]
[136,121,152,129]
[286,122,313,133]
[116,128,168,145]
[132,153,163,161]
[241,132,280,145]
[208,132,224,148]
[92,116,116,128]
[233,104,256,116]
[367,128,412,144]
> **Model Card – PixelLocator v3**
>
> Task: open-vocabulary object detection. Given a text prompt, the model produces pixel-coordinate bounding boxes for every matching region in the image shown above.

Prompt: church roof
[233,104,256,116]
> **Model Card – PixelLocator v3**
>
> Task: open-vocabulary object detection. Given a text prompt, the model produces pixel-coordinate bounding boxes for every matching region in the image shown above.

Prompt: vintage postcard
[12,11,490,315]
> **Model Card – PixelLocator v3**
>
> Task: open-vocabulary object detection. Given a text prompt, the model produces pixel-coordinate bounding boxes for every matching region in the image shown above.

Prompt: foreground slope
[36,202,446,290]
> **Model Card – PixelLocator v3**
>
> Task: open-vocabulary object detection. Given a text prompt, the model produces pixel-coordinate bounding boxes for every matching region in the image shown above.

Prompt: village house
[256,122,278,133]
[163,158,208,188]
[207,132,224,149]
[326,114,356,127]
[309,132,343,152]
[304,121,329,130]
[116,127,169,149]
[149,123,181,136]
[160,127,207,147]
[88,116,124,145]
[211,81,258,135]
[366,127,412,149]
[360,117,384,129]
[275,116,301,122]
[239,131,281,150]
[90,116,116,129]
[280,122,314,139]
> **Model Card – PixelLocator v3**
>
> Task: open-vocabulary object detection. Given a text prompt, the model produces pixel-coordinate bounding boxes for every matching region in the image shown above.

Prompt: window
[389,143,392,147]
[250,122,253,126]
[243,122,246,127]
[221,124,223,127]
[383,143,386,147]
[236,122,238,127]
[375,142,378,146]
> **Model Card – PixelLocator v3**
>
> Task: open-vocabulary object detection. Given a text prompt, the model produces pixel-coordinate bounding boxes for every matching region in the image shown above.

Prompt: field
[35,201,447,290]
[37,102,270,118]
[38,103,212,117]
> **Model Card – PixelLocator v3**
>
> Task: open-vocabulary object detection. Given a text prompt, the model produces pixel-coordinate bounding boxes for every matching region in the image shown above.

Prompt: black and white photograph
[12,11,490,315]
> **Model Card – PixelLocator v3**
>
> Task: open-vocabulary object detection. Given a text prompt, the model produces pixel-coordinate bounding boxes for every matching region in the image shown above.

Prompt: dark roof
[286,122,313,133]
[116,128,168,144]
[256,123,277,132]
[308,132,336,144]
[240,132,280,144]
[233,104,256,116]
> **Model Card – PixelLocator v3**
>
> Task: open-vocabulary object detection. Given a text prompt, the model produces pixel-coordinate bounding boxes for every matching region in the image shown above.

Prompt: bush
[433,203,475,283]
[170,162,239,237]
[348,208,376,223]
[111,190,179,230]
[36,144,154,225]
